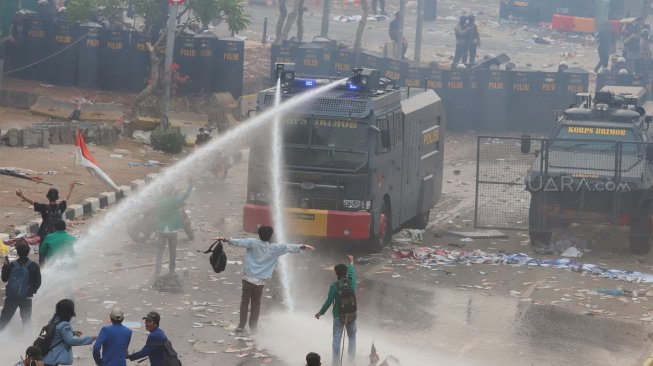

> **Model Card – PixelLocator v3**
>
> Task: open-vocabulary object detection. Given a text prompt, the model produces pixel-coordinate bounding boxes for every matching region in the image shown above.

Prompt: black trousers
[371,0,385,14]
[0,296,32,330]
[239,279,265,330]
[595,49,610,72]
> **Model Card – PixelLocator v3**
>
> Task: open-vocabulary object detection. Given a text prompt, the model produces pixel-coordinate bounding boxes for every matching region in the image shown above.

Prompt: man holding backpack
[0,242,41,331]
[315,255,357,365]
[215,226,316,332]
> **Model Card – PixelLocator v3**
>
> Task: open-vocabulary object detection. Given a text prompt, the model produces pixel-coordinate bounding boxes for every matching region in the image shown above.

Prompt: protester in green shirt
[40,219,76,265]
[154,179,193,275]
[315,255,357,364]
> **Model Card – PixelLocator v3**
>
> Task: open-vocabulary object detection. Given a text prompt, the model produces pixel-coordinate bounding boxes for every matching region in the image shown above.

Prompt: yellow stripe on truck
[286,208,328,237]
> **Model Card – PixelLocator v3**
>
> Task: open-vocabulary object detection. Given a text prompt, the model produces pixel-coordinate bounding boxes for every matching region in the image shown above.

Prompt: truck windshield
[551,125,639,154]
[251,117,369,171]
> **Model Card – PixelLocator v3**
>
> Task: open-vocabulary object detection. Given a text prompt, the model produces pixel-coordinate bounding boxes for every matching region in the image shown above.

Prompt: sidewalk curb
[1,173,160,241]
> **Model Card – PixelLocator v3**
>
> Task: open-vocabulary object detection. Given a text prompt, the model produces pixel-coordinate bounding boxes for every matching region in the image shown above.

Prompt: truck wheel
[629,212,652,254]
[368,202,391,252]
[529,195,551,246]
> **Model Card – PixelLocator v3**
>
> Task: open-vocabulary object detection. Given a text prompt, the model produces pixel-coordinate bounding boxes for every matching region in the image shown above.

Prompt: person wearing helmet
[618,68,629,75]
[15,183,75,266]
[594,22,615,73]
[466,15,481,66]
[612,56,628,74]
[504,62,516,71]
[557,61,568,72]
[452,16,471,69]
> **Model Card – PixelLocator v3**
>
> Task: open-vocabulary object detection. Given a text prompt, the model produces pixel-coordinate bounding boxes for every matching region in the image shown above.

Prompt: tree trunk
[281,0,301,41]
[296,0,305,41]
[353,0,369,64]
[275,0,288,43]
[130,43,161,119]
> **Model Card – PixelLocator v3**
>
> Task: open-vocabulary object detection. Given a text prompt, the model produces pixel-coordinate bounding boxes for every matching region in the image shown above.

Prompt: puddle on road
[357,280,650,366]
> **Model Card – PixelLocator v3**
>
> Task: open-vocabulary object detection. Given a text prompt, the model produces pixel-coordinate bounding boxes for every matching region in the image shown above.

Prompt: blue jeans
[332,317,356,364]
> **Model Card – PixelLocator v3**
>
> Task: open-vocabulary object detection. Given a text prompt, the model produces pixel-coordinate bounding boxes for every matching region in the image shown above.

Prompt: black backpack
[160,338,182,366]
[33,318,61,357]
[202,240,227,273]
[6,259,31,299]
[337,277,357,323]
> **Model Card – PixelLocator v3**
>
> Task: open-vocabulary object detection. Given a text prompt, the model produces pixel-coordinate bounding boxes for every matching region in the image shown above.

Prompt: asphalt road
[2,132,653,365]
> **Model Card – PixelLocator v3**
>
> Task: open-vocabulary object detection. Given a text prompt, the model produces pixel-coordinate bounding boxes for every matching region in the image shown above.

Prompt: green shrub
[150,129,185,154]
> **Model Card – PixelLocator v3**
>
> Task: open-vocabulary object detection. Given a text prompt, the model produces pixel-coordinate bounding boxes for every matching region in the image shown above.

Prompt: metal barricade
[76,22,101,88]
[215,37,245,98]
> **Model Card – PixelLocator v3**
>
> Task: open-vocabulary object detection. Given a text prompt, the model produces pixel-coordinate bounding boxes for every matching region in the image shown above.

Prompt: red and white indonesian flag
[75,129,120,191]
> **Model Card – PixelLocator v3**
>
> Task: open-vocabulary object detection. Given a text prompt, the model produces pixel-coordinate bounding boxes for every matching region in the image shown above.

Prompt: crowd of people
[3,182,358,365]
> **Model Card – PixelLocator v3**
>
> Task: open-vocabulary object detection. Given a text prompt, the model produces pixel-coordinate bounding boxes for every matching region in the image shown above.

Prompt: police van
[243,66,445,251]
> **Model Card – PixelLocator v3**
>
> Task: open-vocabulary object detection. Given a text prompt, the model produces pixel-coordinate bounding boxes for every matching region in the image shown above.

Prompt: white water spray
[271,77,295,311]
[0,78,346,355]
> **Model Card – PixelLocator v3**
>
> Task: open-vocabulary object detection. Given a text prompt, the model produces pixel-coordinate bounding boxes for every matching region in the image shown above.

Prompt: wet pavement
[2,133,653,365]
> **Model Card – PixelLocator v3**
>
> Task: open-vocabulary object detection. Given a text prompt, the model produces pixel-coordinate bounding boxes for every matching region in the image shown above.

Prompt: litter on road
[392,247,653,283]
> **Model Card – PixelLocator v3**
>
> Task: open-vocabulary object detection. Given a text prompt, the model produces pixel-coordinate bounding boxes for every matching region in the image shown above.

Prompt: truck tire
[529,195,552,246]
[629,211,652,254]
[368,201,391,252]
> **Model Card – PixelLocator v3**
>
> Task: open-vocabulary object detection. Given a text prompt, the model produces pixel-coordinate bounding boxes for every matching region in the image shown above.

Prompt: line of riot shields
[4,11,244,97]
[271,41,653,134]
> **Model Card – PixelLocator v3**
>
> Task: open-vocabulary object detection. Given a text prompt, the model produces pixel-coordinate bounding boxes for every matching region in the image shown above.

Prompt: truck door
[400,115,420,224]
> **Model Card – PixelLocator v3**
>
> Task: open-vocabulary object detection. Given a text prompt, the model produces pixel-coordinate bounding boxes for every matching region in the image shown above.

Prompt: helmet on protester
[618,68,629,75]
[504,62,516,71]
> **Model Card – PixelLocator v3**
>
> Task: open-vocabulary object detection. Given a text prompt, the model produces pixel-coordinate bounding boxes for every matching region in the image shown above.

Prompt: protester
[15,346,44,366]
[623,24,642,74]
[388,12,407,59]
[127,312,166,365]
[43,299,95,366]
[215,226,315,332]
[154,179,193,275]
[92,308,132,366]
[0,242,41,331]
[467,15,481,66]
[453,16,471,68]
[40,219,76,265]
[315,255,357,364]
[594,22,615,73]
[371,0,386,15]
[306,352,321,366]
[16,183,75,265]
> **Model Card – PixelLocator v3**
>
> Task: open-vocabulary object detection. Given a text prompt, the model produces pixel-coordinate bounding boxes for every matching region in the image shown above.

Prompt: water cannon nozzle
[276,63,295,83]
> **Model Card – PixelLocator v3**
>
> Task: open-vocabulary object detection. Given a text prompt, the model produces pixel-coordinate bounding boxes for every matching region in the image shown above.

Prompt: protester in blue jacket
[43,299,95,366]
[127,312,166,366]
[93,307,132,366]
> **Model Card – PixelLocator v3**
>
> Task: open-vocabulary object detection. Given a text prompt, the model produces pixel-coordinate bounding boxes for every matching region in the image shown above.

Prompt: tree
[190,0,251,34]
[65,0,251,118]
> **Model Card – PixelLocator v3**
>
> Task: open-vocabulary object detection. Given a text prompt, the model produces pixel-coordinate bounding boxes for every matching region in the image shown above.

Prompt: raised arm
[15,190,35,205]
[65,182,76,201]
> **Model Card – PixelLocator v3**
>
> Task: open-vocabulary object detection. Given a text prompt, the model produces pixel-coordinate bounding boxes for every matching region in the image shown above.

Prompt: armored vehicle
[523,85,653,253]
[243,65,445,251]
